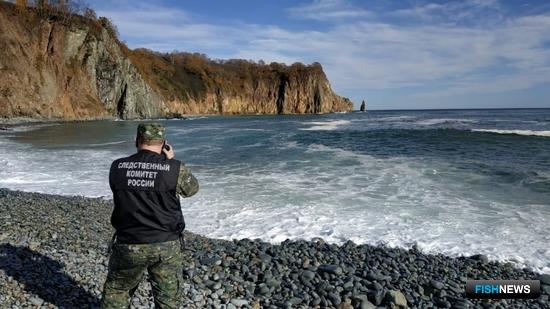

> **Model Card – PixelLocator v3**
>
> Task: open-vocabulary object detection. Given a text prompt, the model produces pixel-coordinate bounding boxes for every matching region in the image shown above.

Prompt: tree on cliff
[98,16,118,38]
[35,0,48,16]
[15,0,27,12]
[83,7,97,20]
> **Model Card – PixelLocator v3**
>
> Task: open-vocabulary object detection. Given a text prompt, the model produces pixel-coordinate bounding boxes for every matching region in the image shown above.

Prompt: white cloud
[391,0,501,24]
[287,0,371,21]
[95,0,550,103]
[414,66,550,99]
[97,2,190,24]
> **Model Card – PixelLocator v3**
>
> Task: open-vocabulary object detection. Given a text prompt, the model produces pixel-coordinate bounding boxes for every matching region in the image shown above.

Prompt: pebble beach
[0,188,548,308]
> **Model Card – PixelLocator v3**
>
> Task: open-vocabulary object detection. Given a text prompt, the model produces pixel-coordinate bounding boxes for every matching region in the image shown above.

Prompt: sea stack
[360,100,366,112]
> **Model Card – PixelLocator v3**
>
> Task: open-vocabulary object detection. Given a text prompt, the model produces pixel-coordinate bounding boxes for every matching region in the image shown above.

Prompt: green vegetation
[129,48,326,104]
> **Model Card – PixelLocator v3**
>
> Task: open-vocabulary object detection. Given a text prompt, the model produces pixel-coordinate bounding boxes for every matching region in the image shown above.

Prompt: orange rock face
[0,3,353,120]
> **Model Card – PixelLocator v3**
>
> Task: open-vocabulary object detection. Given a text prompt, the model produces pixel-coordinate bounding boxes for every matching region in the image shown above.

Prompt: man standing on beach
[101,123,199,309]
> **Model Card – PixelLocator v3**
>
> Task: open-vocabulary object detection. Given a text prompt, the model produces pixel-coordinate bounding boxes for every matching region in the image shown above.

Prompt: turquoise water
[1,109,549,272]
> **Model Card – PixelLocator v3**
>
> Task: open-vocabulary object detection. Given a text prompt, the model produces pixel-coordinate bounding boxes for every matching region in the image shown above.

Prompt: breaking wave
[472,129,550,137]
[299,120,351,131]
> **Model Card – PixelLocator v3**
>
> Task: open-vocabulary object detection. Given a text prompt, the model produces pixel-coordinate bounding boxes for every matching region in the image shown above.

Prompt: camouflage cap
[137,123,165,140]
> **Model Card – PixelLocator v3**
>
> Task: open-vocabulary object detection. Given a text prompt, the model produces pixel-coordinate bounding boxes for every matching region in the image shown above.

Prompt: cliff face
[0,3,167,120]
[128,50,353,115]
[0,3,352,120]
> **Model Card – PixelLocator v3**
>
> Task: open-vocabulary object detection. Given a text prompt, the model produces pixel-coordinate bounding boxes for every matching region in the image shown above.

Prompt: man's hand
[162,143,175,159]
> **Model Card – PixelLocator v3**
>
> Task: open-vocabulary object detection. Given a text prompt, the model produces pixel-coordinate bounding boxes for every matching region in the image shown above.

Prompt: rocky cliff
[0,2,353,120]
[128,50,353,115]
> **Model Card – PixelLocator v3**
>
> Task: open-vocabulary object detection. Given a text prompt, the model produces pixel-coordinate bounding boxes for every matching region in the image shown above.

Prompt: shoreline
[0,112,350,128]
[2,107,549,127]
[0,116,118,128]
[0,188,548,308]
[3,107,550,125]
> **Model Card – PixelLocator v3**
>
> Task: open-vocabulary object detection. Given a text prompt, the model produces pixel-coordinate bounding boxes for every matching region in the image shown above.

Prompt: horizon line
[363,107,550,112]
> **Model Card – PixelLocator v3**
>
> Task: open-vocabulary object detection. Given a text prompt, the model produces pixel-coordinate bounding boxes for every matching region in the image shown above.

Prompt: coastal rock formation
[0,2,353,120]
[129,50,353,115]
[0,3,167,120]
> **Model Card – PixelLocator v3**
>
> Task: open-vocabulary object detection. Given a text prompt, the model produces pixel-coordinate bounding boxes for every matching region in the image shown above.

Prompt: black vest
[109,150,184,244]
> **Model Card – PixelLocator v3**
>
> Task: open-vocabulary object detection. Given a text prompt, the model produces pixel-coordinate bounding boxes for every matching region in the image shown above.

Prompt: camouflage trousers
[101,239,183,309]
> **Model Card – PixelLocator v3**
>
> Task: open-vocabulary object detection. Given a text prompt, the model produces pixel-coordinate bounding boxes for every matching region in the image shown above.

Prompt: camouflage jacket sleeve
[176,164,199,198]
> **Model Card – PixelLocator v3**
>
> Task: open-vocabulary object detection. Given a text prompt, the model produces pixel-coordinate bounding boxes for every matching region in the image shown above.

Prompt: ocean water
[1,109,549,273]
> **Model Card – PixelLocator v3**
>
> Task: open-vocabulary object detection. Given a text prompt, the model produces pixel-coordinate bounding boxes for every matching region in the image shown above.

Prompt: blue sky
[86,0,550,110]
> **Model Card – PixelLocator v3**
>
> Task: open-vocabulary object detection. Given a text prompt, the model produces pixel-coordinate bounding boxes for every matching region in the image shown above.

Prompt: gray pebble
[230,298,248,307]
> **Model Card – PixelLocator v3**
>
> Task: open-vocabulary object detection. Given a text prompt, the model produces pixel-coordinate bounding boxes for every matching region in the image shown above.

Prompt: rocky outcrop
[129,50,353,116]
[0,3,168,120]
[0,3,352,120]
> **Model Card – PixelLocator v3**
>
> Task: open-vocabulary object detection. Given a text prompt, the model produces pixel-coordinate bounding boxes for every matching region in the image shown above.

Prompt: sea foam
[299,120,351,131]
[1,112,550,274]
[472,129,550,137]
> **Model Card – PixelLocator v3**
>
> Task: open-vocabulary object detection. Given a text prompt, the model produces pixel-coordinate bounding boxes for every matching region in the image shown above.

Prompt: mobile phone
[163,142,171,151]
